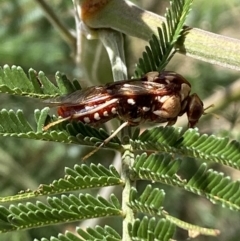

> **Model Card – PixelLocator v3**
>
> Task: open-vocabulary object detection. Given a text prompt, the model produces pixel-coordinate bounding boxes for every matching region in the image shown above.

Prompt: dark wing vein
[44,79,171,107]
[44,86,111,107]
[108,80,171,96]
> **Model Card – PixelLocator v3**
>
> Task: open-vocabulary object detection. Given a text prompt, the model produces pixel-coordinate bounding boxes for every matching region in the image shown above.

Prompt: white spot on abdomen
[103,111,108,117]
[142,107,150,112]
[94,112,101,120]
[111,107,117,114]
[83,117,91,123]
[127,98,136,105]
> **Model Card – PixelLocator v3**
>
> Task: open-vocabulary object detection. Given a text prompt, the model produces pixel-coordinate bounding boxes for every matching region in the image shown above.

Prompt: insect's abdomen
[57,102,118,125]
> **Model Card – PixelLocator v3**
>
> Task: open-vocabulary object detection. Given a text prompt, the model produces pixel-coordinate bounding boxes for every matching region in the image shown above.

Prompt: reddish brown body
[44,71,204,129]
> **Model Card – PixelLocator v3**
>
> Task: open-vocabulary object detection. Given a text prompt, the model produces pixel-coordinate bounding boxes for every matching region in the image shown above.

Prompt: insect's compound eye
[186,93,204,127]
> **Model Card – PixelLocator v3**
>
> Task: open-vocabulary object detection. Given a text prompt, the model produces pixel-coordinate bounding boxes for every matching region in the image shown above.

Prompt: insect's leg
[166,117,177,126]
[82,121,129,161]
[43,116,72,131]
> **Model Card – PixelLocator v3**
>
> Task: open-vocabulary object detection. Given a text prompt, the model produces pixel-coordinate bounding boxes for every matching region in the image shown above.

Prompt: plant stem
[35,0,76,48]
[80,0,240,71]
[122,149,135,241]
[179,27,240,71]
[98,29,130,140]
[98,29,127,81]
[98,28,134,240]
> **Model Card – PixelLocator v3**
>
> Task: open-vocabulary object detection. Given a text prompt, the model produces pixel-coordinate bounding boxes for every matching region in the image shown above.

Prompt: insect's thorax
[116,73,191,125]
[117,93,183,125]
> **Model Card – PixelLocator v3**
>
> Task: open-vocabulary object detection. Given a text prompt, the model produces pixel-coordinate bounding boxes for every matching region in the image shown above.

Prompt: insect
[44,71,204,158]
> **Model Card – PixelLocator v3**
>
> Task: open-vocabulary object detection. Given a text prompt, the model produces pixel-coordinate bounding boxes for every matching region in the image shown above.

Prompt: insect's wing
[107,80,170,97]
[44,86,111,107]
[107,71,187,97]
[44,72,178,107]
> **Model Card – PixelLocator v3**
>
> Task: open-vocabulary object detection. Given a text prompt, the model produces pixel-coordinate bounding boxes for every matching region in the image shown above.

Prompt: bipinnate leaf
[34,225,121,241]
[0,65,122,148]
[0,0,237,239]
[0,65,79,98]
[0,193,121,233]
[0,108,121,149]
[131,155,240,212]
[129,186,220,237]
[129,185,165,215]
[135,127,240,169]
[134,0,193,77]
[185,163,240,210]
[0,164,122,203]
[128,216,175,241]
[130,153,185,187]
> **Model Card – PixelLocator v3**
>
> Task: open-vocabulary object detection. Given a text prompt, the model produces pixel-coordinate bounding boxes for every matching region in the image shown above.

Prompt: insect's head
[185,93,204,128]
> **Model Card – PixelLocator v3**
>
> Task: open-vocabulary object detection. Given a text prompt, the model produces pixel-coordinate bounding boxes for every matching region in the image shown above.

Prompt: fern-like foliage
[34,225,121,241]
[185,163,240,211]
[129,186,219,237]
[0,193,121,233]
[134,0,193,77]
[0,65,80,98]
[130,128,240,211]
[0,0,234,239]
[131,152,185,187]
[128,217,176,241]
[0,108,121,149]
[0,66,123,149]
[129,185,165,215]
[0,164,122,203]
[134,127,240,169]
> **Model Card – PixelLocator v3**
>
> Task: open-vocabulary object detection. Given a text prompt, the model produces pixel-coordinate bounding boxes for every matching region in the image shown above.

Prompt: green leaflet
[0,193,121,233]
[134,0,193,77]
[0,65,79,98]
[135,127,240,169]
[0,164,122,204]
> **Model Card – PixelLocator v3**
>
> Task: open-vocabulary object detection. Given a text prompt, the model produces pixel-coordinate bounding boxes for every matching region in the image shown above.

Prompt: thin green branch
[98,29,127,81]
[179,27,240,71]
[97,28,131,143]
[165,215,220,237]
[94,28,135,241]
[122,149,135,241]
[79,0,240,71]
[97,28,135,240]
[35,0,76,48]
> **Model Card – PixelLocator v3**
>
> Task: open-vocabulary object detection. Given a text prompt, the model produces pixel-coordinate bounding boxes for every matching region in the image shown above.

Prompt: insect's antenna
[82,121,129,161]
[203,104,220,119]
[204,104,214,114]
[43,116,71,131]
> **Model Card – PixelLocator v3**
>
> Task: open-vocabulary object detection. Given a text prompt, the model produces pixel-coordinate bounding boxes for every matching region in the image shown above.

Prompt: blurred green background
[0,0,240,240]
